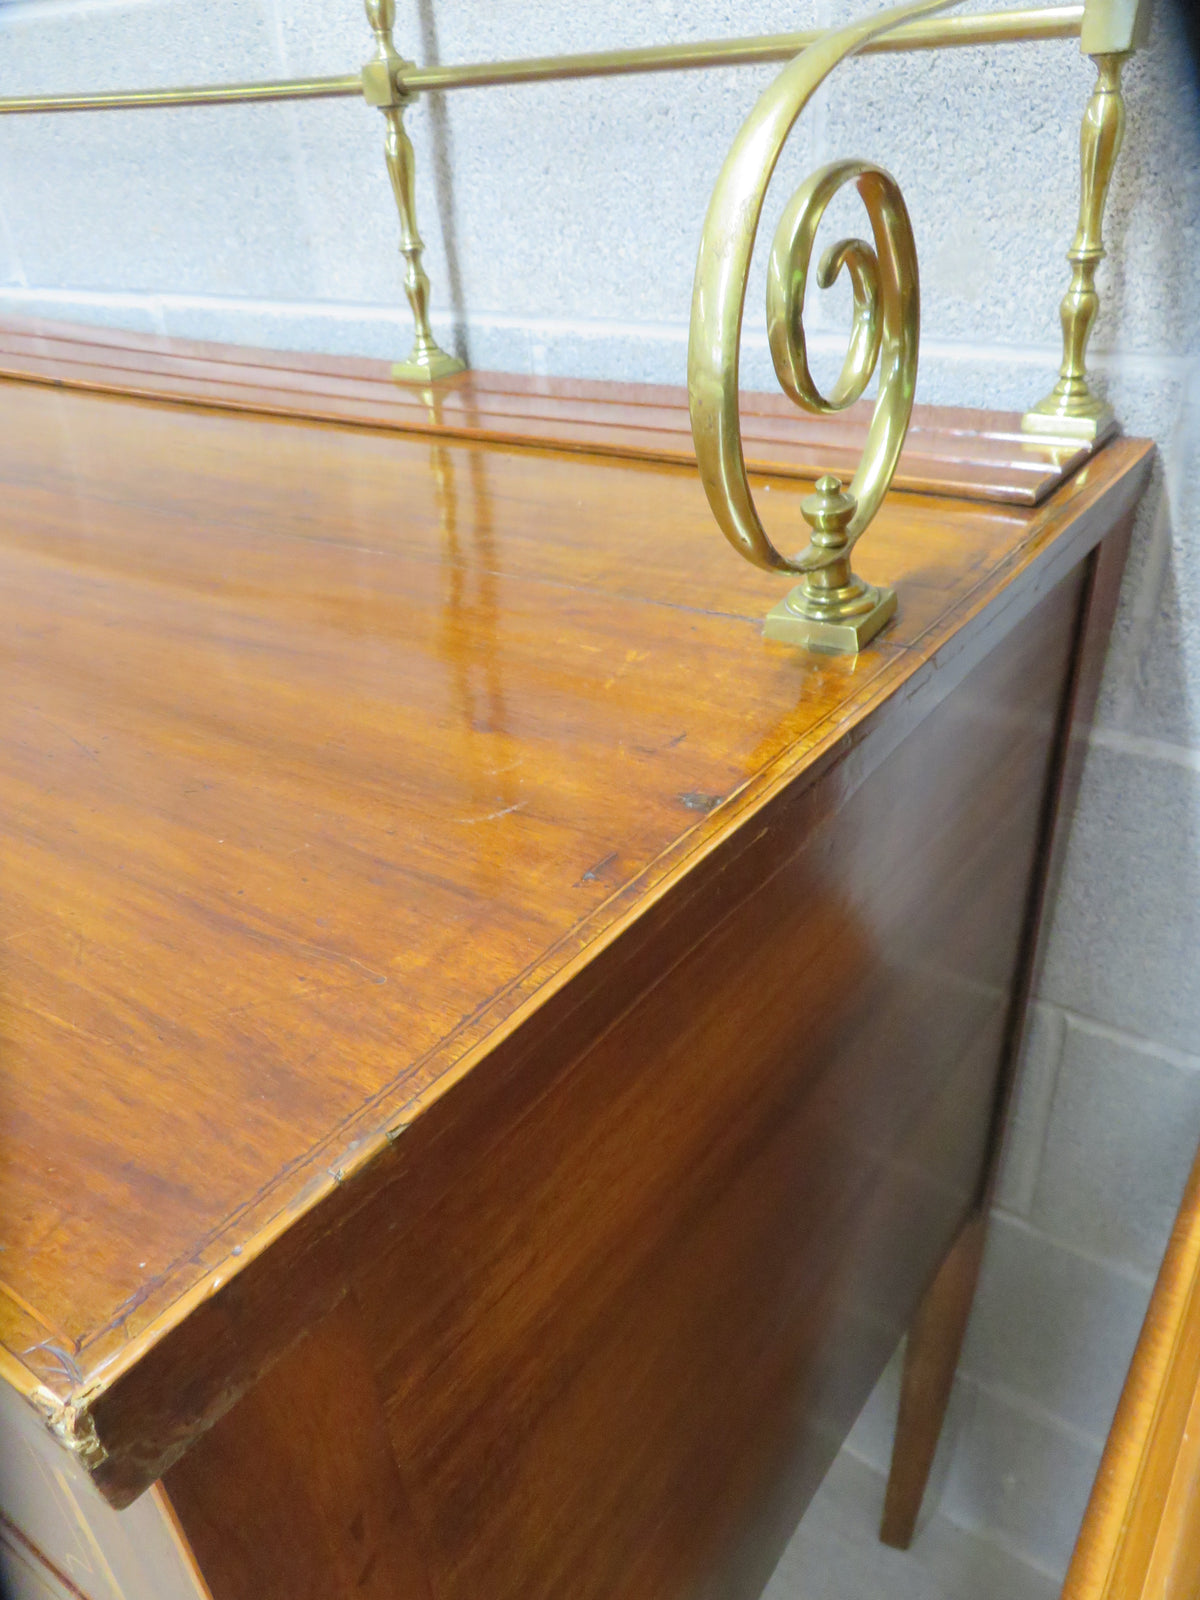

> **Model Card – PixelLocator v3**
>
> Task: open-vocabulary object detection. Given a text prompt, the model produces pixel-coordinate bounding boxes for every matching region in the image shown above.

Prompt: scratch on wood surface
[576,851,618,886]
[453,801,526,825]
[23,1340,84,1388]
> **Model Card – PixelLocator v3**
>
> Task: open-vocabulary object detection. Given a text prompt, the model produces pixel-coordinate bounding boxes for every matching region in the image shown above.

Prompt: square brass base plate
[764,586,897,655]
[1020,405,1118,446]
[391,351,466,384]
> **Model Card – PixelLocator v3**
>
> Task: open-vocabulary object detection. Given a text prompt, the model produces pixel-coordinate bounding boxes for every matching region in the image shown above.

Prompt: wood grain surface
[0,314,1096,505]
[165,1294,432,1600]
[160,556,1096,1600]
[0,364,1152,1512]
[332,568,1087,1600]
[1064,1133,1200,1600]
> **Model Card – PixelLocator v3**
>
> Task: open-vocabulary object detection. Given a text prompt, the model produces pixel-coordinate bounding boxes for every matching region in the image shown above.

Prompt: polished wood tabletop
[0,363,1151,1512]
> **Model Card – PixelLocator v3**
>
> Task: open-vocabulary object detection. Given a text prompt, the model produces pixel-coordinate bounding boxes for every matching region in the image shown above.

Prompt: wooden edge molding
[1063,1136,1200,1600]
[0,313,1103,507]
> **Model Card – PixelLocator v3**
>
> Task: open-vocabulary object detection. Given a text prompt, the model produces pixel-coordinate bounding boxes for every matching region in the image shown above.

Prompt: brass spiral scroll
[688,0,958,653]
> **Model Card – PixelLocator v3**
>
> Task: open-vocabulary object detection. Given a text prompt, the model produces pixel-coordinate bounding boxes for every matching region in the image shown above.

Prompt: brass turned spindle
[362,0,464,383]
[1022,50,1125,441]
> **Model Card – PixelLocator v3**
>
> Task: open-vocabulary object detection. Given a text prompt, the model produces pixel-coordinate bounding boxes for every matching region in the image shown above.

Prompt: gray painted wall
[2,0,1199,1590]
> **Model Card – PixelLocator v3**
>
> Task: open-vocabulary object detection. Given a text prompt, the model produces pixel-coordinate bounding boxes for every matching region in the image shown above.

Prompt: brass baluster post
[362,0,464,383]
[1022,50,1125,441]
[1022,0,1150,440]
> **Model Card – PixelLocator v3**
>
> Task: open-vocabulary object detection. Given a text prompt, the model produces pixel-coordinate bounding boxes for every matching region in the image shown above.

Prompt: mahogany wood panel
[161,565,1086,1600]
[1064,1134,1200,1600]
[164,1295,432,1600]
[339,572,1086,1600]
[0,314,1095,505]
[0,365,1152,1510]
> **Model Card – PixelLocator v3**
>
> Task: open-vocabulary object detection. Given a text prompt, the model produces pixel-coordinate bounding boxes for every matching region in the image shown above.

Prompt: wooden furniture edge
[0,314,1100,507]
[879,477,1141,1548]
[1063,1132,1200,1600]
[24,438,1152,1510]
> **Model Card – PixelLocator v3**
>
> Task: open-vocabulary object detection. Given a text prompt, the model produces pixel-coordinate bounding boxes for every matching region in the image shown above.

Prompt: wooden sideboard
[0,320,1153,1600]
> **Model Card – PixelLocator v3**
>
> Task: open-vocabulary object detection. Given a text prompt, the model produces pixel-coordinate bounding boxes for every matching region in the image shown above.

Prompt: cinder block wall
[2,0,1198,1587]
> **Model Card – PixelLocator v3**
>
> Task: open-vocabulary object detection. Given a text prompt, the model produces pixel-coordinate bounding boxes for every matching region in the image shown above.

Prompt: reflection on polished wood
[0,344,1152,1599]
[0,314,1099,505]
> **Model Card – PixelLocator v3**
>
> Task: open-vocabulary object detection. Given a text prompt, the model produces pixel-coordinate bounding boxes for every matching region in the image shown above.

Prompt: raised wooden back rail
[0,0,1150,648]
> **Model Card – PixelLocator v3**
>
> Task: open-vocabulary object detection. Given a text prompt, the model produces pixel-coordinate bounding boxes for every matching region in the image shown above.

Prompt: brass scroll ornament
[688,0,957,654]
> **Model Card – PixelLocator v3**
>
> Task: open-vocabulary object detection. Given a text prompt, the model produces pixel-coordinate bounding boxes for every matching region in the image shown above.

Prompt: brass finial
[763,474,897,654]
[802,474,857,547]
[361,0,465,384]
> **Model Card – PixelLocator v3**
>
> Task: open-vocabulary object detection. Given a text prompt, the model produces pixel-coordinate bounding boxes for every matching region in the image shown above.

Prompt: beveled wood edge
[15,439,1152,1510]
[0,360,1065,510]
[0,314,1099,506]
[0,313,1035,429]
[1063,1134,1200,1600]
[0,318,1068,460]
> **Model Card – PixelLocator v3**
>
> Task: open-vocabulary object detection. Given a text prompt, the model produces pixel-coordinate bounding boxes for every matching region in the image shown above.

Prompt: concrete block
[1093,361,1200,751]
[1037,741,1200,1055]
[939,1383,1104,1578]
[0,287,163,335]
[0,200,23,288]
[994,1004,1066,1219]
[961,1212,1150,1440]
[1094,9,1200,361]
[0,0,314,299]
[762,1450,1058,1600]
[811,33,1088,355]
[1030,1017,1200,1274]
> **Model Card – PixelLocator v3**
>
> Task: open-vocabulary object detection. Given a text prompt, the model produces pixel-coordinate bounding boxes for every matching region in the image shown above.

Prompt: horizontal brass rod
[405,7,1085,91]
[0,6,1083,116]
[0,73,363,115]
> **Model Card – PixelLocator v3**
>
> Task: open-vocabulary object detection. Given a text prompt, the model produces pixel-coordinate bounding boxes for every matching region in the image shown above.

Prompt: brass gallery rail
[0,7,1082,113]
[0,0,1148,653]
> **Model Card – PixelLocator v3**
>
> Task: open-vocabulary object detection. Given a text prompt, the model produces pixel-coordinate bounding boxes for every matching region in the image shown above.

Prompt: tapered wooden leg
[879,1211,988,1549]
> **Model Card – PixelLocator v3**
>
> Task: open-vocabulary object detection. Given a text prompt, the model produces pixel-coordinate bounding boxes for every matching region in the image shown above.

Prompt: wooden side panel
[154,567,1086,1600]
[877,511,1140,1550]
[0,1379,207,1600]
[315,568,1086,1600]
[163,1295,433,1600]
